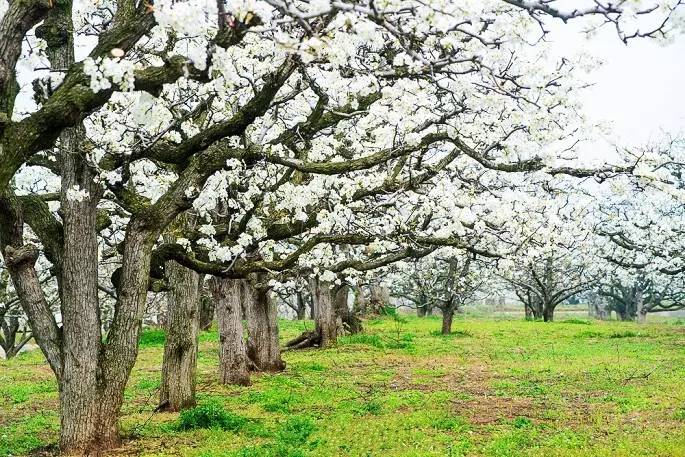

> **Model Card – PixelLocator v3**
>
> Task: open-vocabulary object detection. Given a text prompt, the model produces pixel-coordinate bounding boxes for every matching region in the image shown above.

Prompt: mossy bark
[159,261,202,411]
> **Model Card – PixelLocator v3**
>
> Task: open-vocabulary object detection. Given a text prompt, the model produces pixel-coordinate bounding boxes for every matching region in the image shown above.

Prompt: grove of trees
[1,0,684,455]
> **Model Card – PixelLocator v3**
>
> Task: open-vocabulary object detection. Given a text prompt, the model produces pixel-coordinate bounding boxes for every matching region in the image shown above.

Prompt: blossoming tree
[0,0,681,453]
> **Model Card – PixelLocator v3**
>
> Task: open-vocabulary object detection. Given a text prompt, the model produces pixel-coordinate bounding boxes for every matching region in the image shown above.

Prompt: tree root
[284,330,321,350]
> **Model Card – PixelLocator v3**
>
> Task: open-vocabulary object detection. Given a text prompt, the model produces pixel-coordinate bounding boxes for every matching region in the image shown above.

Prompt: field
[1,315,685,457]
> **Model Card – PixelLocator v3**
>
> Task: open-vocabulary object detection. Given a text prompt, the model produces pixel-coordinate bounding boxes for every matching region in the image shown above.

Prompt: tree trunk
[417,304,427,317]
[635,289,647,324]
[0,312,32,359]
[369,281,390,314]
[335,284,362,334]
[0,183,128,455]
[636,310,647,324]
[416,292,427,317]
[4,184,164,455]
[245,275,285,372]
[59,191,124,453]
[59,111,110,451]
[309,282,318,320]
[524,302,533,320]
[285,278,339,350]
[353,285,367,316]
[295,292,307,320]
[159,261,202,412]
[527,297,543,320]
[315,279,338,347]
[209,277,250,386]
[0,273,32,359]
[542,303,555,322]
[441,309,454,335]
[588,301,609,320]
[157,300,168,328]
[199,291,215,331]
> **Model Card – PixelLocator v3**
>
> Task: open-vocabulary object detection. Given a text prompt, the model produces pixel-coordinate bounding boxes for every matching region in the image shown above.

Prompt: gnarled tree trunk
[159,261,203,412]
[335,284,362,334]
[286,278,340,349]
[209,277,250,385]
[245,275,285,372]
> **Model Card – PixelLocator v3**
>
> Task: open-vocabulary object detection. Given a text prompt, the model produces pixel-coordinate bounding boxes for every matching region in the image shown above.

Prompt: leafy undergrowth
[1,315,685,456]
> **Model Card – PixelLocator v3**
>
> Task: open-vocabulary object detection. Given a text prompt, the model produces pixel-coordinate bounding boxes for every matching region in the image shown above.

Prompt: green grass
[1,316,685,456]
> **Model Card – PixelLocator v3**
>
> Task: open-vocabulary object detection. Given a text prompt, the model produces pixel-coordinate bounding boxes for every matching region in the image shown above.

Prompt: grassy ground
[1,314,684,457]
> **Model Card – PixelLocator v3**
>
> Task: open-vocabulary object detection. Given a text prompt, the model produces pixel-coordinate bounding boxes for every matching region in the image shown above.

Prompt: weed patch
[609,330,641,338]
[138,329,166,347]
[246,388,299,413]
[562,318,592,325]
[178,402,249,432]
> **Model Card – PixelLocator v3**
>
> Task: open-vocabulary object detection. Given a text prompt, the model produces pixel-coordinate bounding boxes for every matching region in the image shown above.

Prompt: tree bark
[315,279,338,347]
[58,167,123,453]
[58,83,109,451]
[542,303,555,322]
[353,285,367,316]
[199,291,215,331]
[285,278,340,350]
[245,275,285,372]
[209,277,250,386]
[369,281,390,314]
[441,309,454,335]
[335,284,362,334]
[1,233,62,376]
[159,261,202,412]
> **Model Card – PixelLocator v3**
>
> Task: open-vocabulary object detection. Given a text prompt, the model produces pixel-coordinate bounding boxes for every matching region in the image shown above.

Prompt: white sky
[550,24,685,151]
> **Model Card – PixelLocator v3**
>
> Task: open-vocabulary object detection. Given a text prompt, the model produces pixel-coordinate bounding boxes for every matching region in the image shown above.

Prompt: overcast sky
[550,24,685,151]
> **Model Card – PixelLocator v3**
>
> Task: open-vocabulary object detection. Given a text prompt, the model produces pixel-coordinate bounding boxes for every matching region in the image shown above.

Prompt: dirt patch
[383,355,483,393]
[452,395,539,425]
[0,397,59,428]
